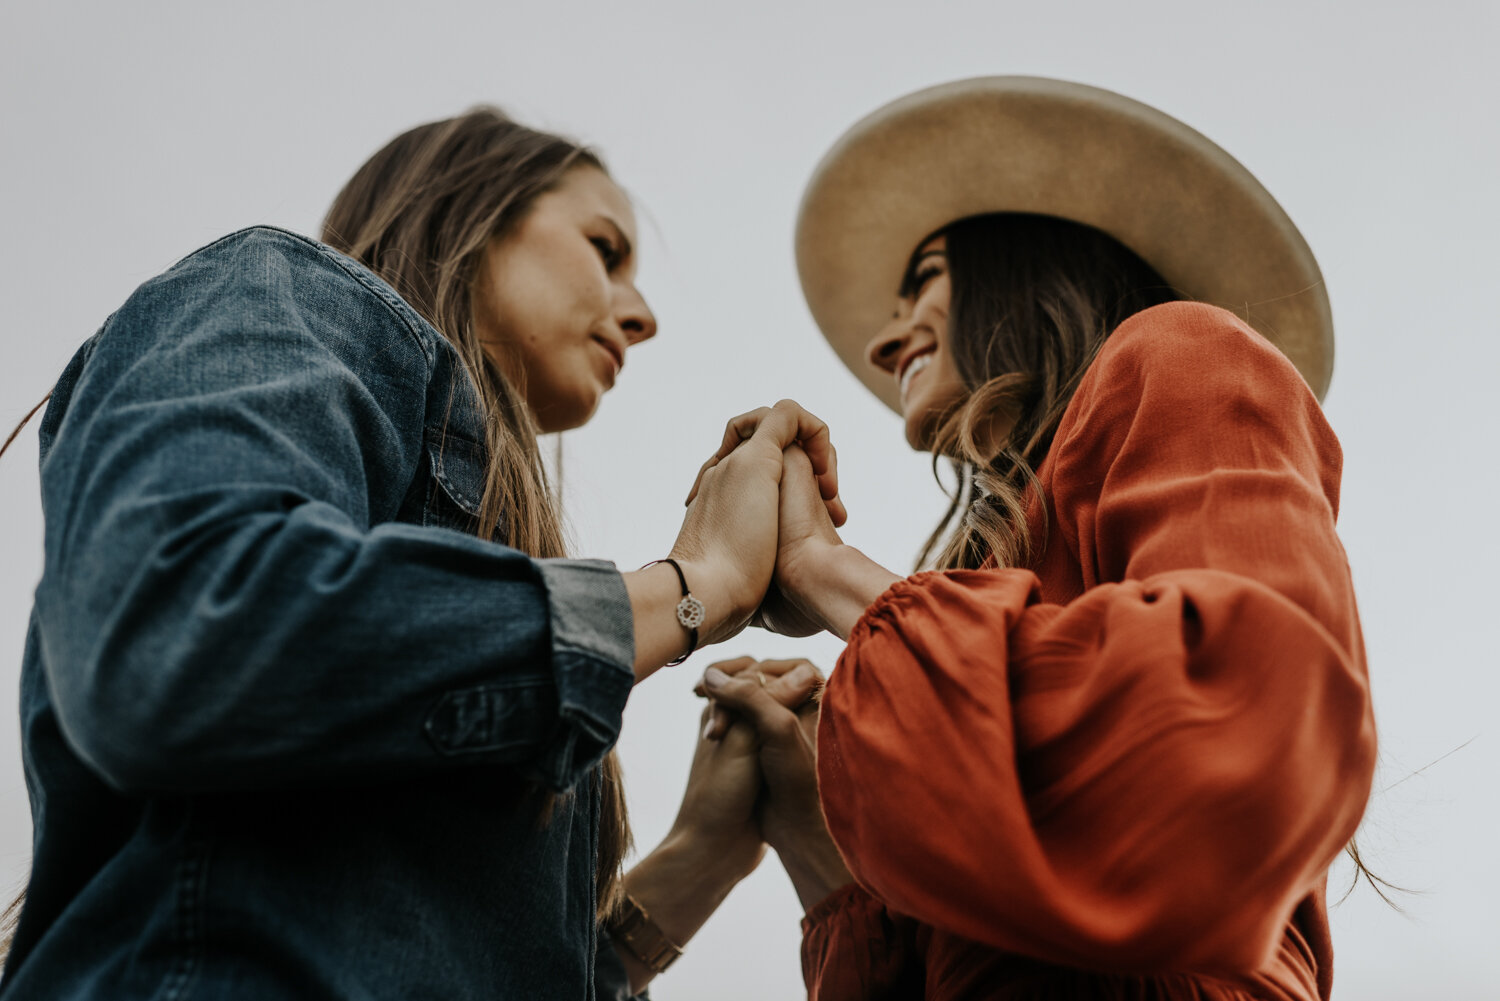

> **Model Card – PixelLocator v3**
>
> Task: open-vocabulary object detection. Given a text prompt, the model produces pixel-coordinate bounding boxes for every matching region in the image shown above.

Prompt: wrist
[667,555,747,646]
[774,834,856,915]
[780,543,901,640]
[650,558,705,665]
[626,559,727,680]
[624,830,753,947]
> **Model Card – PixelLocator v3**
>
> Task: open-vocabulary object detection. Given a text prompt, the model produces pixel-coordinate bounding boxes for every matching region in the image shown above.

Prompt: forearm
[623,562,699,682]
[785,543,902,641]
[612,832,753,994]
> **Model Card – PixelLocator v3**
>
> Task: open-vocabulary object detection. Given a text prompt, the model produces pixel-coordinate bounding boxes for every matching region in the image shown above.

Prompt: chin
[538,395,602,433]
[903,410,938,452]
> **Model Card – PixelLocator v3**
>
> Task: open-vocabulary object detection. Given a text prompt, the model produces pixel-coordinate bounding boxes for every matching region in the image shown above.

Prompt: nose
[865,317,910,375]
[617,284,657,345]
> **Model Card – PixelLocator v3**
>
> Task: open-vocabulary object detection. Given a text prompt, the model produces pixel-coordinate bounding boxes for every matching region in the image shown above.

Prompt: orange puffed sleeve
[800,884,924,1000]
[816,303,1375,978]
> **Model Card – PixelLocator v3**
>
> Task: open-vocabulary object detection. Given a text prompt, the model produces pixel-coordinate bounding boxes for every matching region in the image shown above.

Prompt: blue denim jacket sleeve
[33,227,635,795]
[593,929,650,1001]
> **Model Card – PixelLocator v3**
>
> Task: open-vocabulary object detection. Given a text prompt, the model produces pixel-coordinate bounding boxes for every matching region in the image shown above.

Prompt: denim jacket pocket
[422,431,487,536]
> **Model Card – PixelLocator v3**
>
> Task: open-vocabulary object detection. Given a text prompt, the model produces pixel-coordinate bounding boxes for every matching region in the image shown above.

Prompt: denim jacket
[2,227,644,1000]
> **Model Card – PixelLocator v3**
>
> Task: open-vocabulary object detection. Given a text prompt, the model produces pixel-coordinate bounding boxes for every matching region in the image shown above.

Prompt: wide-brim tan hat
[795,76,1333,410]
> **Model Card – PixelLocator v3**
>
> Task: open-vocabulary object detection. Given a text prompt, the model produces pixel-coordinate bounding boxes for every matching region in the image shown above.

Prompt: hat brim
[795,76,1333,410]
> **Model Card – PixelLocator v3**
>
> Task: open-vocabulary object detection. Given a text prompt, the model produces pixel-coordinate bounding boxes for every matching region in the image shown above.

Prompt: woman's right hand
[669,400,843,646]
[700,657,855,912]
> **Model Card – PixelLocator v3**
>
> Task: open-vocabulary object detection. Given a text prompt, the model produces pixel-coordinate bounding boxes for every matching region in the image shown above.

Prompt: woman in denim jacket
[0,108,835,1000]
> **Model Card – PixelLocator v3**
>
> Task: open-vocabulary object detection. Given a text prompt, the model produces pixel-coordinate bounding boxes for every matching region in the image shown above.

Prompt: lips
[591,336,625,375]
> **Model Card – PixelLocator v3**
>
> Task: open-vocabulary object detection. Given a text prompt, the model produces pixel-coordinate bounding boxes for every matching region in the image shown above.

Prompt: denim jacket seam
[173,225,440,370]
[159,824,211,1001]
[553,650,633,742]
[315,247,438,369]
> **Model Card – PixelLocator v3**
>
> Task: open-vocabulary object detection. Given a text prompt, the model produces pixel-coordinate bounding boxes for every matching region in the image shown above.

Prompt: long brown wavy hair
[913,210,1395,901]
[916,212,1181,571]
[320,107,631,919]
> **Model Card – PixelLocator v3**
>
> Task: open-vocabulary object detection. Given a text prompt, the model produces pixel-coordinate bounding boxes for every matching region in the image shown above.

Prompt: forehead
[546,166,637,238]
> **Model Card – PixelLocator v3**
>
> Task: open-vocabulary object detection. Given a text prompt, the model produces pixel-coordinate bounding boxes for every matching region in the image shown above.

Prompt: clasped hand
[671,399,848,643]
[668,655,852,914]
[661,400,855,911]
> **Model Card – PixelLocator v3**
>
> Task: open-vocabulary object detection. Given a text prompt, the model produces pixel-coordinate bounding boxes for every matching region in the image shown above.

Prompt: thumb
[762,663,822,710]
[784,444,846,529]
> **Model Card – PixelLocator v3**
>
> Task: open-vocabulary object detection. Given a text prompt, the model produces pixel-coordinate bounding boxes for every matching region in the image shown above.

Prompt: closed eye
[590,236,623,271]
[909,264,942,296]
[899,248,946,298]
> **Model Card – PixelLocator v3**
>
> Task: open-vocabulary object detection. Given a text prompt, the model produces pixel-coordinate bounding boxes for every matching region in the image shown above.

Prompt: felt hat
[795,76,1333,410]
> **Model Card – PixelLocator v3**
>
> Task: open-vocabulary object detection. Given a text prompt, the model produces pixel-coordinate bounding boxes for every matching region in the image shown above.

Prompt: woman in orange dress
[701,77,1376,1000]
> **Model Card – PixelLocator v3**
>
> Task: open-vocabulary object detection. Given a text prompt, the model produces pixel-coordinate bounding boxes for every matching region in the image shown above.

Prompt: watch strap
[607,892,684,973]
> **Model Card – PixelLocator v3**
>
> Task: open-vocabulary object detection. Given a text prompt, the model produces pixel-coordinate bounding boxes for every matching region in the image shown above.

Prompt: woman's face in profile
[471,166,657,432]
[866,234,968,450]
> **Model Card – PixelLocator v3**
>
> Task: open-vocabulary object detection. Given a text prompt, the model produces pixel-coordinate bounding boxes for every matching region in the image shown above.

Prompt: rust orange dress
[804,302,1376,1000]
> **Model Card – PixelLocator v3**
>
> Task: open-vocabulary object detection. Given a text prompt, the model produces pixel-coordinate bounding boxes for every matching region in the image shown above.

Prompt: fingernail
[703,667,729,689]
[703,716,716,739]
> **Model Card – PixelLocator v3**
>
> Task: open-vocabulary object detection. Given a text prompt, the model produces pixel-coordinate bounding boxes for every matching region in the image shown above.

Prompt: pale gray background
[2,1,1496,997]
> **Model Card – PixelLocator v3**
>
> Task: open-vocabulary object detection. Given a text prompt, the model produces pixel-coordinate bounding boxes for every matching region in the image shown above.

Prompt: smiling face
[865,234,970,449]
[471,166,657,432]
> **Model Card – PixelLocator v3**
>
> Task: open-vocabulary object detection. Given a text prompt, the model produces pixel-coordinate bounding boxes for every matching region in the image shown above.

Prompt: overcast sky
[2,1,1497,997]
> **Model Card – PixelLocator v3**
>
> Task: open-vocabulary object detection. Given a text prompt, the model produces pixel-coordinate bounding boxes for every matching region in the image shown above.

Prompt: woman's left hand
[662,657,771,878]
[615,655,825,993]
